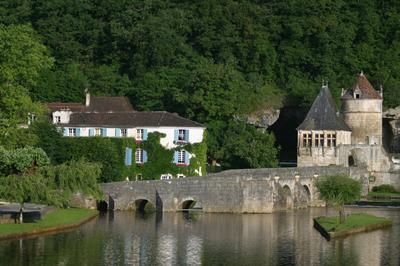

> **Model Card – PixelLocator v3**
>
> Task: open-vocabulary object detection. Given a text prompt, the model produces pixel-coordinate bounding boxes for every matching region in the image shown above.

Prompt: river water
[0,207,399,266]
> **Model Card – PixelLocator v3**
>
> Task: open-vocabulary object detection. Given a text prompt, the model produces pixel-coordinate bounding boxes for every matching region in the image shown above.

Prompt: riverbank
[0,208,98,241]
[314,213,392,240]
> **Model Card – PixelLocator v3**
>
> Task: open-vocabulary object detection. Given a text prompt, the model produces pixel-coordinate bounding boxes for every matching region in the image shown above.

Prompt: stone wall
[101,166,369,213]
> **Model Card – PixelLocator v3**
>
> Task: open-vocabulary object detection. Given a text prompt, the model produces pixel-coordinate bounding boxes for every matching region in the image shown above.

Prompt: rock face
[383,107,400,153]
[238,108,280,128]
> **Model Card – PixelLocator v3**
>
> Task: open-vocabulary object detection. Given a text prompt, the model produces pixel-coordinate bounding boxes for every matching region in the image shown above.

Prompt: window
[160,174,172,180]
[327,134,337,147]
[55,116,61,123]
[178,129,187,141]
[315,133,324,147]
[178,150,186,164]
[355,93,360,99]
[302,133,312,147]
[69,128,76,137]
[136,148,143,163]
[121,128,128,137]
[137,129,144,140]
[135,149,147,164]
[95,128,101,136]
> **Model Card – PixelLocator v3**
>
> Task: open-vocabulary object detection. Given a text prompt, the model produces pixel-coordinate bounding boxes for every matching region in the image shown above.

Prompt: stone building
[297,73,393,174]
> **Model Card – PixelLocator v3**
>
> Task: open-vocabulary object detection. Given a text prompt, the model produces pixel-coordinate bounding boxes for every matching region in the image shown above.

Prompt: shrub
[371,185,398,194]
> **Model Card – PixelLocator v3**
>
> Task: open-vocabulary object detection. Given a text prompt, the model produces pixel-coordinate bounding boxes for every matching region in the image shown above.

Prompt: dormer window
[353,89,361,99]
[55,116,61,123]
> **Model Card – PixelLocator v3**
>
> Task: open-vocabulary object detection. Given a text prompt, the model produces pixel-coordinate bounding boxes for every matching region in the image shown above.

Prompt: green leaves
[0,146,50,176]
[316,174,362,207]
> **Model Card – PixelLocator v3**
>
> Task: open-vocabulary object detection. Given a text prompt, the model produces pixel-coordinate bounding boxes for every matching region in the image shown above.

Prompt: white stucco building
[47,91,206,179]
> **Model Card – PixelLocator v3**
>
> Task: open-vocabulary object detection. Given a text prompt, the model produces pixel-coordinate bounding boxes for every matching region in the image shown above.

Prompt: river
[0,207,399,266]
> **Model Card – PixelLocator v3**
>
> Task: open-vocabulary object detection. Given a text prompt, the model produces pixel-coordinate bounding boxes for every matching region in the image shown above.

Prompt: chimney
[85,88,90,107]
[380,85,383,98]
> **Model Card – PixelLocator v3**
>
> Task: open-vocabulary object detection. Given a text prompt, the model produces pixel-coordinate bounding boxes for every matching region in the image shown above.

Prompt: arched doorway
[348,155,355,167]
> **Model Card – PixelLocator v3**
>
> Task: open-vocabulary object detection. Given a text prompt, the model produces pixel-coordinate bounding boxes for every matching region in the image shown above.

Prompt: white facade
[60,126,205,147]
[53,110,73,124]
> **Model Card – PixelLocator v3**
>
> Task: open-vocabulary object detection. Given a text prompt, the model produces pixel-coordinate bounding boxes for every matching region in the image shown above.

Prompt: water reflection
[0,208,399,266]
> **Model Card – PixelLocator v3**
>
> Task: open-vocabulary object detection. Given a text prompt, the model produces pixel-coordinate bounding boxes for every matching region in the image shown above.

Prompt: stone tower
[341,72,383,145]
[297,84,352,167]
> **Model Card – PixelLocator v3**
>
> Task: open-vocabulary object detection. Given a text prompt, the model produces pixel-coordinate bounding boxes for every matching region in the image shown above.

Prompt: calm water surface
[0,207,399,266]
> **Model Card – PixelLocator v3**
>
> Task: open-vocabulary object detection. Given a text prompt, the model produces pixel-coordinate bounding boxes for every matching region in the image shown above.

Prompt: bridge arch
[282,185,293,209]
[134,199,155,212]
[303,185,311,200]
[179,197,201,211]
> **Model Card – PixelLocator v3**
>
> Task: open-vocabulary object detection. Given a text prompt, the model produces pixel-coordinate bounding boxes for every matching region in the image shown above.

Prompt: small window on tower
[355,93,360,99]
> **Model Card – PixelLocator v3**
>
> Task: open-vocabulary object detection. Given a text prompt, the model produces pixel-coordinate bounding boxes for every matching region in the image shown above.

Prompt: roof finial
[322,78,325,87]
[360,70,364,76]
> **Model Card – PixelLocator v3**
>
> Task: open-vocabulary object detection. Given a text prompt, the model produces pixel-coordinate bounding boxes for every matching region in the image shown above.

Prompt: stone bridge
[100,166,369,213]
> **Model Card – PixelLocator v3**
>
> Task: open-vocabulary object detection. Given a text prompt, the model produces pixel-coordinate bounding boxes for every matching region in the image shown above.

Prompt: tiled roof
[342,73,382,100]
[297,86,351,131]
[63,111,205,128]
[47,103,83,112]
[83,96,134,112]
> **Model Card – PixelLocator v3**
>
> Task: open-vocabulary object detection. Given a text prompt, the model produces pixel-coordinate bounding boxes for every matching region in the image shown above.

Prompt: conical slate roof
[341,73,382,99]
[297,85,351,131]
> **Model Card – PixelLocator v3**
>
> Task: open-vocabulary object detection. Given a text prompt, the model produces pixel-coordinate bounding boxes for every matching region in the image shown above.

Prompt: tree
[0,24,54,148]
[207,120,278,169]
[315,175,362,223]
[0,146,50,223]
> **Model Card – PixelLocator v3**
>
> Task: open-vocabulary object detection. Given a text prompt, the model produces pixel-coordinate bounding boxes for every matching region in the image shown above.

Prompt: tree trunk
[19,203,24,224]
[339,206,345,224]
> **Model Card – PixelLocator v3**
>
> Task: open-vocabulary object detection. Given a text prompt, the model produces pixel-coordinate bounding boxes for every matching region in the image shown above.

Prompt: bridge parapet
[100,166,369,213]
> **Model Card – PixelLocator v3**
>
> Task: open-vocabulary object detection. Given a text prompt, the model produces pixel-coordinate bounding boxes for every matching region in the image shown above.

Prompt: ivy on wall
[38,126,207,182]
[123,132,207,181]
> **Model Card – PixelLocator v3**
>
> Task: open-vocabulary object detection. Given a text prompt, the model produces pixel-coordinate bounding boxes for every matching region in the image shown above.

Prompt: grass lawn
[315,213,392,233]
[0,208,98,238]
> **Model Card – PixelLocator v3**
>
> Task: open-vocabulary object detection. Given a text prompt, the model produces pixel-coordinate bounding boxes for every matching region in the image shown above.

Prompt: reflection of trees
[0,209,398,265]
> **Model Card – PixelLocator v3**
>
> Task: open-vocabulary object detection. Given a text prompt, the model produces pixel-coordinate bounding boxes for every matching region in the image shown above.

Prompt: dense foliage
[0,146,102,212]
[371,184,399,194]
[2,0,400,168]
[316,175,362,223]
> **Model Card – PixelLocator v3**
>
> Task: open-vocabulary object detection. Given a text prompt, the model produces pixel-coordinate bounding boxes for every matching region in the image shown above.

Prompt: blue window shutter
[143,129,148,140]
[185,151,190,165]
[125,148,132,166]
[115,128,121,137]
[185,130,189,142]
[102,128,107,137]
[173,151,178,164]
[124,148,129,165]
[174,129,178,142]
[89,128,94,136]
[143,150,148,163]
[128,148,132,165]
[63,128,68,136]
[76,128,80,137]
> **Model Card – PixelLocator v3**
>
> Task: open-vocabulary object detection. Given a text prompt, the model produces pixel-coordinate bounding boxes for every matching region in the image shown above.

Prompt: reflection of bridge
[100,166,368,213]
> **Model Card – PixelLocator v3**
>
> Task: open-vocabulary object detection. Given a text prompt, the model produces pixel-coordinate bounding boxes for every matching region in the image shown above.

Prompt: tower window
[355,93,360,99]
[315,133,324,147]
[327,134,336,147]
[302,133,312,147]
